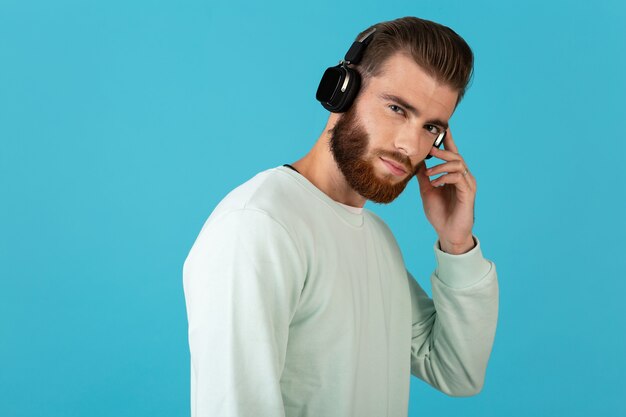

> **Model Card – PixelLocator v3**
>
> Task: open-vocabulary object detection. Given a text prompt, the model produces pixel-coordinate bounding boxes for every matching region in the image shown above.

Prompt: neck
[289,114,366,208]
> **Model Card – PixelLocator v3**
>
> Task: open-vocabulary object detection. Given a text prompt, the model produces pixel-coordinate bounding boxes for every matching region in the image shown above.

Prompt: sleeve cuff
[433,235,492,288]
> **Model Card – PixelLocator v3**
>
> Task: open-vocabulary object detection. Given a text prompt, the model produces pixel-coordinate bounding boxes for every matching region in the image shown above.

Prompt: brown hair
[353,16,474,104]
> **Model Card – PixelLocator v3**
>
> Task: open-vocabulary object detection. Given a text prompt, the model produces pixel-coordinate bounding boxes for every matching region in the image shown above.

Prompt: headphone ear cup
[334,67,361,112]
[316,64,362,113]
[425,132,446,159]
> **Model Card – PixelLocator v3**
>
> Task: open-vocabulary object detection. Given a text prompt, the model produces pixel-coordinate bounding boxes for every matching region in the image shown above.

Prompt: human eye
[388,104,405,115]
[425,124,442,136]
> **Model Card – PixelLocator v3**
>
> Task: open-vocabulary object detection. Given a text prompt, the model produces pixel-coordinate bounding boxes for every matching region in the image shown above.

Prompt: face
[329,52,459,204]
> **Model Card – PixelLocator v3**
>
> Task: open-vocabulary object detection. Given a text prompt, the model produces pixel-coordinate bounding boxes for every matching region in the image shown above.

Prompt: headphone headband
[344,27,377,65]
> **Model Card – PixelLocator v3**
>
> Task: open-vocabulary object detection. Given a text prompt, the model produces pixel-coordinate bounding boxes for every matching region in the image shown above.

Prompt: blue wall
[1,1,624,416]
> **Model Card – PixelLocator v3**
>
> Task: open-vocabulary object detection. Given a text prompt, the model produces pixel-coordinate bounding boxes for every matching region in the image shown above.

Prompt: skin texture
[291,52,477,254]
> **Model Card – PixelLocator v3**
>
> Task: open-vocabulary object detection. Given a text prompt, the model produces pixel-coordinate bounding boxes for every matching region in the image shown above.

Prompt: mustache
[376,150,414,173]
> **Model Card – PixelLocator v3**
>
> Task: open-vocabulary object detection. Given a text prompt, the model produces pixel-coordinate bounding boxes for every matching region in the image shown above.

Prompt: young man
[183,16,499,417]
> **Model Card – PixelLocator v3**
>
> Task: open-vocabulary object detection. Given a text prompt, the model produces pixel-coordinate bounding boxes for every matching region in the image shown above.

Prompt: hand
[415,129,476,254]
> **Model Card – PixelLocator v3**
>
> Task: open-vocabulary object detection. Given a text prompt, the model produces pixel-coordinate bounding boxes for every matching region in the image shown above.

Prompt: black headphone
[315,27,377,113]
[315,26,445,159]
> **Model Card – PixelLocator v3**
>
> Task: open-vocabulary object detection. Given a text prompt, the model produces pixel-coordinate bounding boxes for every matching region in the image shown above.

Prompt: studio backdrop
[1,0,624,416]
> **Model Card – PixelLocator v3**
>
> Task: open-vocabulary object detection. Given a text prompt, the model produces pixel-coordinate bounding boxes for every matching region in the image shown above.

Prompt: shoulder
[196,166,309,240]
[207,167,297,220]
[213,167,288,209]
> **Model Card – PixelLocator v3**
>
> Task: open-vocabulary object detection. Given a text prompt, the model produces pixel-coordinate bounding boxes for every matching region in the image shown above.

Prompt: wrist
[439,235,475,255]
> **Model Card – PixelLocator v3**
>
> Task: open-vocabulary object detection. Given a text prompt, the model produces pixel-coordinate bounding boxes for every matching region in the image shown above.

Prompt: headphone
[315,26,445,159]
[315,27,376,113]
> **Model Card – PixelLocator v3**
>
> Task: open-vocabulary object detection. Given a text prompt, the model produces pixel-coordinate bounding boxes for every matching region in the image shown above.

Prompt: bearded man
[183,16,499,417]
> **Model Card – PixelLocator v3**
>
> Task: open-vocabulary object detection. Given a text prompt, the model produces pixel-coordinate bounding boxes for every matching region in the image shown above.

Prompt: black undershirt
[283,164,300,174]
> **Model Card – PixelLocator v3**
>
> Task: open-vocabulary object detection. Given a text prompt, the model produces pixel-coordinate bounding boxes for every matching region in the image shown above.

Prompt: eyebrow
[378,92,449,130]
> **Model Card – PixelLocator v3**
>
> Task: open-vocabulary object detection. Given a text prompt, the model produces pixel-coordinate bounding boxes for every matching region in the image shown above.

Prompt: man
[183,16,499,417]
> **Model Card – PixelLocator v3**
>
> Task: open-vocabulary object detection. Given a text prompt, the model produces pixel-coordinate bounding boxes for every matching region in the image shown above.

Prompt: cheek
[362,110,398,142]
[370,126,401,157]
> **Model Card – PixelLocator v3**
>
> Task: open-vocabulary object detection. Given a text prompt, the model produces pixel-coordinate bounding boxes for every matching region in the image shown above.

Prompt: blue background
[1,0,625,416]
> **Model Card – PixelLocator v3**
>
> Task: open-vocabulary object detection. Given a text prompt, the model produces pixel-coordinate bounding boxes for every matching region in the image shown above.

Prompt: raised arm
[183,209,306,416]
[407,235,499,396]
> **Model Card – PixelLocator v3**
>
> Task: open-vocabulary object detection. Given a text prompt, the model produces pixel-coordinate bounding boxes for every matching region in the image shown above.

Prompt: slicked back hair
[353,16,474,105]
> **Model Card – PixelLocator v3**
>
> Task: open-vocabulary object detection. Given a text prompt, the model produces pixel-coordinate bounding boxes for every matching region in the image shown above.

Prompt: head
[329,17,474,204]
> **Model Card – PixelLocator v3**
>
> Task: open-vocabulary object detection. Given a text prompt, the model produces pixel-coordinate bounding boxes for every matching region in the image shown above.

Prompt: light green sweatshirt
[183,165,499,417]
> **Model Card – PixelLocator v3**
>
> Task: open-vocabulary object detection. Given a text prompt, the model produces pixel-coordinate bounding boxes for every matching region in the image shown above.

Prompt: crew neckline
[337,201,364,214]
[275,165,365,227]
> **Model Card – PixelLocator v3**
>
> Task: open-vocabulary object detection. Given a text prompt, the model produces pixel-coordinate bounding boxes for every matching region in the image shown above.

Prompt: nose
[393,129,432,161]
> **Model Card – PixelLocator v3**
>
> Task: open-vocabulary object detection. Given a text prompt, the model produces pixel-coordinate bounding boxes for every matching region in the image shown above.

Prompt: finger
[442,132,475,186]
[429,145,463,162]
[430,171,473,191]
[443,128,460,154]
[415,160,436,192]
[425,160,466,176]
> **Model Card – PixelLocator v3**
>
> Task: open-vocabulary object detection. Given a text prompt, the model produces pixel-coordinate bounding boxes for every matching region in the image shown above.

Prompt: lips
[380,157,407,175]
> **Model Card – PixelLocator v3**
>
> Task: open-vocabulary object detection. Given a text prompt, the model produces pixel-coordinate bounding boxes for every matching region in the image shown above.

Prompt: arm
[182,209,306,417]
[408,235,499,396]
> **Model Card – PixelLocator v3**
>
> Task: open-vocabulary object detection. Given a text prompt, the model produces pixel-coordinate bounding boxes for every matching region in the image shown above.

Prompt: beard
[329,105,418,204]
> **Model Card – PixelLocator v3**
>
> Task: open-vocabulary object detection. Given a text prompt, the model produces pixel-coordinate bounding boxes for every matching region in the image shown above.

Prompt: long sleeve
[182,209,306,417]
[407,235,499,396]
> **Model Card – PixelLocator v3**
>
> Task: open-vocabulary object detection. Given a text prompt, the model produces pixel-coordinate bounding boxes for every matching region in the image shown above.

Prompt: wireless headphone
[315,26,445,159]
[315,27,377,113]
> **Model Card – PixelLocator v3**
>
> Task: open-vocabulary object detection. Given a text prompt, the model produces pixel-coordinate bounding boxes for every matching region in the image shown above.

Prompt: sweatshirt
[182,165,499,417]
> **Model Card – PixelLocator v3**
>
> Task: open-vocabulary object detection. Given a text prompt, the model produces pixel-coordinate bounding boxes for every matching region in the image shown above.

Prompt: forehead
[364,52,459,117]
